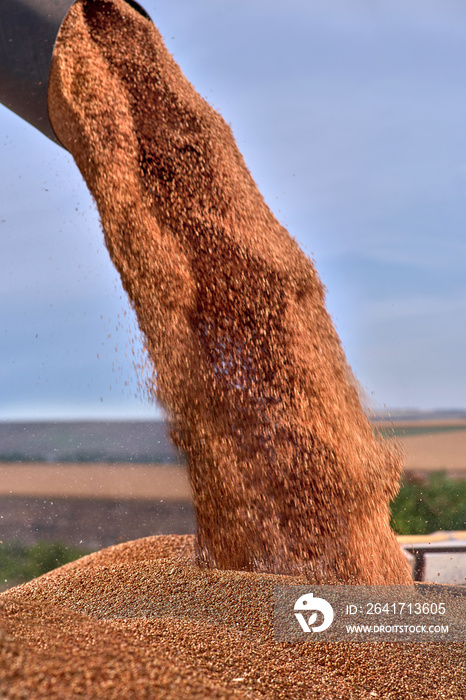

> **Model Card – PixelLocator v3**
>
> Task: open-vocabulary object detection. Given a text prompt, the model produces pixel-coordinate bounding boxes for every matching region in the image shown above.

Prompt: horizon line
[1,408,466,423]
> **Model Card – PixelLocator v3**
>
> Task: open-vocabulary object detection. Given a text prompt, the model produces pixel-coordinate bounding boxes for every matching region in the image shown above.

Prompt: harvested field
[2,426,465,586]
[380,420,466,478]
[400,431,466,475]
[0,495,195,550]
[0,462,190,500]
[1,421,465,506]
[0,421,463,556]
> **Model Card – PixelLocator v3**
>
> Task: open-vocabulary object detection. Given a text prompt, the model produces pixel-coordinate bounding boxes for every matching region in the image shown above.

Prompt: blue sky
[1,0,465,420]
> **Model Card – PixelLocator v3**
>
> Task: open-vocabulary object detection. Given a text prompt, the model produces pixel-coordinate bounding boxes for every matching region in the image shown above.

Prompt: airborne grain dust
[48,0,411,584]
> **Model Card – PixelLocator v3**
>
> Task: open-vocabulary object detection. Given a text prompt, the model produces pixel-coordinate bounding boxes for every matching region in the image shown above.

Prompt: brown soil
[0,495,195,552]
[1,536,464,700]
[0,463,191,500]
[401,432,466,474]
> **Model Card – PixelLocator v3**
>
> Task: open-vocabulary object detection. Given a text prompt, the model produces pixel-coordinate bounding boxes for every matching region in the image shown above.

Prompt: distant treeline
[0,421,184,464]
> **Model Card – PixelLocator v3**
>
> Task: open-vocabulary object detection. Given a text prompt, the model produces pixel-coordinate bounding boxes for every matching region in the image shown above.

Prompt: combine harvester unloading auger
[0,0,149,144]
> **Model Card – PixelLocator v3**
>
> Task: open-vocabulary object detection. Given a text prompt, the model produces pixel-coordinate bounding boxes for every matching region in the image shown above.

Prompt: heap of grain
[48,0,411,584]
[2,535,466,700]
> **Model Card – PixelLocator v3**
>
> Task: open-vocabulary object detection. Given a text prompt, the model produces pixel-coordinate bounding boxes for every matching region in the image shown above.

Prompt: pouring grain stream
[46,0,411,584]
[5,2,466,699]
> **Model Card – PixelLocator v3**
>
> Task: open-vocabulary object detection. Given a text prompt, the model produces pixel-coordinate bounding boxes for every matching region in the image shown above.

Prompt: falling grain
[48,0,410,583]
[5,1,462,698]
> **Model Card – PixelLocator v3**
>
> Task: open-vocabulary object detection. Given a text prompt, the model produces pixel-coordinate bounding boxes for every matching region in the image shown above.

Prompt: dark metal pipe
[0,0,151,147]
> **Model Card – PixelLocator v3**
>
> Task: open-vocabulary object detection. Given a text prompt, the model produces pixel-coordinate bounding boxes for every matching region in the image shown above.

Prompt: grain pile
[47,0,409,583]
[1,536,464,699]
[6,0,463,697]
